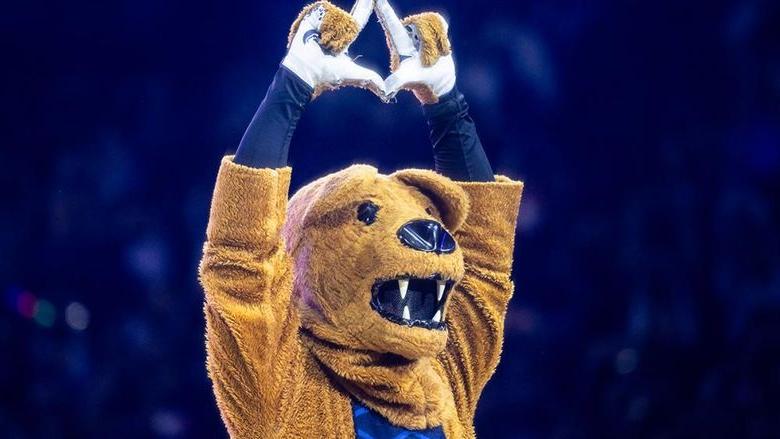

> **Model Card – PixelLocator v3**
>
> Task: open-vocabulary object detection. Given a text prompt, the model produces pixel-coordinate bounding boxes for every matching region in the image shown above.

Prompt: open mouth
[370,275,455,330]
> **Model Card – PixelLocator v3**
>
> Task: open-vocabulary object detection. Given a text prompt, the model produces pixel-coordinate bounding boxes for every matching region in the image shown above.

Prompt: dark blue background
[2,0,779,437]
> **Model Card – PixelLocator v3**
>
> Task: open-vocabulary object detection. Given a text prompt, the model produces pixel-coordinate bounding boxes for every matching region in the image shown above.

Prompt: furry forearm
[199,158,298,433]
[441,176,523,418]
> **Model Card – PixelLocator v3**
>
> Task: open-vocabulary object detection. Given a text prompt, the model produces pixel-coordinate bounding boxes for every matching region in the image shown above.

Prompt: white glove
[282,0,387,101]
[375,0,456,104]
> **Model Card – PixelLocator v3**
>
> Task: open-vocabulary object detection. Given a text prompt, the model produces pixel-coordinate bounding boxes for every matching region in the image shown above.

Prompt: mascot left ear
[390,169,470,233]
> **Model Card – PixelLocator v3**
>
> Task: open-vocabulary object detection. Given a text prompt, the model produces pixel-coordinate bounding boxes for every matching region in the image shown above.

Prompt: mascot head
[283,165,469,359]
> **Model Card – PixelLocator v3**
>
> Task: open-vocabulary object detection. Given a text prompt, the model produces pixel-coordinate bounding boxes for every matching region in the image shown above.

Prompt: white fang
[437,280,446,301]
[432,310,442,322]
[398,279,409,300]
[403,305,411,320]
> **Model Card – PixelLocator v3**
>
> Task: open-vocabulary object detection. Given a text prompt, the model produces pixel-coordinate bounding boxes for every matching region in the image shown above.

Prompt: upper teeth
[391,278,448,324]
[398,279,409,299]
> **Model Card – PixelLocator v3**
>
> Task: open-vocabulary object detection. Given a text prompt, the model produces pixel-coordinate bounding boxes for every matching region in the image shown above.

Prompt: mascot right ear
[390,169,470,233]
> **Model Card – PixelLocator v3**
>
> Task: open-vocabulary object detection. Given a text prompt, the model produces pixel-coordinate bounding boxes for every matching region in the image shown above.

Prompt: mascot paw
[283,0,388,100]
[375,0,456,103]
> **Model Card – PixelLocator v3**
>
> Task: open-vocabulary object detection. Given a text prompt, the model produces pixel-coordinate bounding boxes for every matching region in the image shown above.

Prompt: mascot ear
[390,169,470,232]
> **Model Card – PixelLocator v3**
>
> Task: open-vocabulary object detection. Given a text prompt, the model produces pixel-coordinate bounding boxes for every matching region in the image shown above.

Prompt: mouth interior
[371,276,454,330]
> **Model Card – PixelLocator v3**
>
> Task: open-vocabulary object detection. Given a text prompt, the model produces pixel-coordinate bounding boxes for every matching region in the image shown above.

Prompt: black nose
[397,220,456,254]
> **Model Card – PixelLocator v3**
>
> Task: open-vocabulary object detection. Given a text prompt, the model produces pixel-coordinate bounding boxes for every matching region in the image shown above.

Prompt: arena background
[3,0,779,437]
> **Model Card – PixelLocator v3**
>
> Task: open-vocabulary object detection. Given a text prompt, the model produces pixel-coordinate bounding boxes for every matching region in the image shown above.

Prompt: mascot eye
[425,207,434,215]
[357,201,380,225]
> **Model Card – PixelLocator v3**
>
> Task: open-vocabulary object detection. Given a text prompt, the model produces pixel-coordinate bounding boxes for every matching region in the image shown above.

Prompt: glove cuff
[422,86,466,120]
[281,51,318,89]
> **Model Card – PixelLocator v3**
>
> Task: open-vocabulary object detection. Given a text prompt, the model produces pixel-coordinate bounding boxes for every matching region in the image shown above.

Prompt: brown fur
[384,12,452,71]
[288,1,359,55]
[200,157,523,437]
[381,12,452,104]
[286,2,376,100]
[405,13,452,68]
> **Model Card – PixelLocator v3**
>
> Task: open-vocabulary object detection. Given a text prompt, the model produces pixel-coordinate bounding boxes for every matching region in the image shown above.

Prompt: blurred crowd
[2,0,779,437]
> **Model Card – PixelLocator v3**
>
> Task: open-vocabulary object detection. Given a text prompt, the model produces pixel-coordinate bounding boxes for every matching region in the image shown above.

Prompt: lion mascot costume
[198,0,524,437]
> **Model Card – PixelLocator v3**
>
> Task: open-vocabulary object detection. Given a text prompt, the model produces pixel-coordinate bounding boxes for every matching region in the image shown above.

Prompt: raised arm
[200,2,381,436]
[200,159,294,436]
[423,88,494,182]
[376,0,493,182]
[377,0,523,419]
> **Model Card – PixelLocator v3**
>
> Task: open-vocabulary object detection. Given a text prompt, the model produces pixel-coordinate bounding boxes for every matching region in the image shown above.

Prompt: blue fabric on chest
[351,400,446,439]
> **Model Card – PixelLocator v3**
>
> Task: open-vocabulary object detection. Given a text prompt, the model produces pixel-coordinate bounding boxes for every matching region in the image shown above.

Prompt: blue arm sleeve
[422,87,495,182]
[234,66,313,168]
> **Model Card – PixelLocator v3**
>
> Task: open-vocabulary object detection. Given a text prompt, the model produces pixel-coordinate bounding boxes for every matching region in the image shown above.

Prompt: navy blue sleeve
[422,87,495,182]
[234,66,313,168]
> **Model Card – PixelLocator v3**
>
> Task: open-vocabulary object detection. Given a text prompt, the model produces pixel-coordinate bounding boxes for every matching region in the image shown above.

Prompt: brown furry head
[283,165,470,360]
[288,1,359,55]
